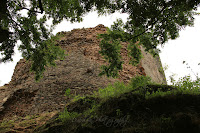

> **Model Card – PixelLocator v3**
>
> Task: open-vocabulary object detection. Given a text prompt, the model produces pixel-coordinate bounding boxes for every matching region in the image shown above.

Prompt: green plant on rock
[94,76,155,99]
[158,66,164,74]
[58,109,80,123]
[64,88,71,97]
[72,95,86,103]
[95,81,128,99]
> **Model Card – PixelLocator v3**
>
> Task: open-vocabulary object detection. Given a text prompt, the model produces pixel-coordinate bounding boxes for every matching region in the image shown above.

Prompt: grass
[93,81,129,99]
[93,76,152,99]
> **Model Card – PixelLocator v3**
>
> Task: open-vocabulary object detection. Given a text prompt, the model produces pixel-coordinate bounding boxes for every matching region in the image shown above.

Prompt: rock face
[0,24,166,120]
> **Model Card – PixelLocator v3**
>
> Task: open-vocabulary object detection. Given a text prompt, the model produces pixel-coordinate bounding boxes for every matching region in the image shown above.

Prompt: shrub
[58,109,80,123]
[174,76,200,94]
[129,75,152,89]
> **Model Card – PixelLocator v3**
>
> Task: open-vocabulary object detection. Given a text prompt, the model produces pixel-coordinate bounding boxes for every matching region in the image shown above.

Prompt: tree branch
[38,0,44,13]
[19,0,44,14]
[132,3,168,39]
[21,7,43,14]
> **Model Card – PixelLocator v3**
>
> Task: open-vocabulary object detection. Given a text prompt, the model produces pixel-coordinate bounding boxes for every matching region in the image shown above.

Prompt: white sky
[0,10,200,86]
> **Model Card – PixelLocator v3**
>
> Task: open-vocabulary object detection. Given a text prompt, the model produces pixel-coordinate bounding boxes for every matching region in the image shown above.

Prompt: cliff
[0,25,167,131]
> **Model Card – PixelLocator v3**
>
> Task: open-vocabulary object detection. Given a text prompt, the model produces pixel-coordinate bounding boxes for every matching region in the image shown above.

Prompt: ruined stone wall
[0,24,166,120]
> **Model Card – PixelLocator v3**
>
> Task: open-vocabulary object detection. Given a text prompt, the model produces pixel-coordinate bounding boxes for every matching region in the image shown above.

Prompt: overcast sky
[0,10,200,86]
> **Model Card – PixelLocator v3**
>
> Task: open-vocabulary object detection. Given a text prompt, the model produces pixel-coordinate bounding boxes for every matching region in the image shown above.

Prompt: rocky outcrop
[140,46,166,84]
[0,24,166,120]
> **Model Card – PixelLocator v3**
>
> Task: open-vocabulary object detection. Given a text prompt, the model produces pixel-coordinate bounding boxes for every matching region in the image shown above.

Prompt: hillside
[34,81,200,133]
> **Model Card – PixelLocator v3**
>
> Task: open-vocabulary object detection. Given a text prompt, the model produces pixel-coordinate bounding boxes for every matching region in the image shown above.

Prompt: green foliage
[174,76,200,94]
[95,74,199,99]
[71,94,86,103]
[159,63,168,76]
[127,43,143,66]
[58,109,80,123]
[52,74,200,132]
[58,96,99,124]
[98,19,143,77]
[94,76,153,99]
[98,36,123,77]
[97,0,199,77]
[145,75,200,99]
[82,103,98,118]
[129,76,152,97]
[30,34,65,80]
[94,81,128,99]
[129,76,152,89]
[1,0,200,79]
[145,88,174,99]
[64,88,71,97]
